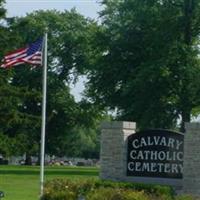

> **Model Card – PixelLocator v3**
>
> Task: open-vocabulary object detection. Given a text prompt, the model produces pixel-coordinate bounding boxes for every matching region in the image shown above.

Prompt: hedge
[42,179,194,200]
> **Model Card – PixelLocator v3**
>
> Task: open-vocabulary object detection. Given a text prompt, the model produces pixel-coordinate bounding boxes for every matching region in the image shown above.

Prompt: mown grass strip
[0,165,99,200]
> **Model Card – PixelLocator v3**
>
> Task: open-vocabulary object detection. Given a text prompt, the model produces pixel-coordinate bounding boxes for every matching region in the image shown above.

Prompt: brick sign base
[100,121,200,196]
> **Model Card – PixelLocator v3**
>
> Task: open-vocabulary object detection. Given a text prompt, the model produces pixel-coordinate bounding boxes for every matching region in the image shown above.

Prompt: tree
[0,0,26,157]
[85,0,200,131]
[0,9,102,160]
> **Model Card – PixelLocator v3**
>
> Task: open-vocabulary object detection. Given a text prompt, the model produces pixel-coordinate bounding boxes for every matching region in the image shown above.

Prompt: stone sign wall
[183,123,200,195]
[100,121,183,187]
[100,121,135,181]
[100,121,200,195]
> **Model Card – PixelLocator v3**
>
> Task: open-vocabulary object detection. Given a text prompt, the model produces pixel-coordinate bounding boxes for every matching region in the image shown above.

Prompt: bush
[42,179,197,200]
[86,188,150,200]
[175,195,195,200]
[42,190,76,200]
[42,179,175,200]
[93,180,174,199]
[42,179,96,200]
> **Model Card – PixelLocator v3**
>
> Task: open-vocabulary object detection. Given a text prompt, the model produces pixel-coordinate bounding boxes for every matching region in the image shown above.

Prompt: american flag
[1,38,43,68]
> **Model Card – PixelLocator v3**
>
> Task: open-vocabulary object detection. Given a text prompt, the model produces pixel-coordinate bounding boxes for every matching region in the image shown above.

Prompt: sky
[5,0,102,101]
[5,0,101,19]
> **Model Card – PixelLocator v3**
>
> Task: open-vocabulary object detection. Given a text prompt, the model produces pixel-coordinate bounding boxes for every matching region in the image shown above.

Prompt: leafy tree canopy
[85,0,200,130]
[0,9,103,159]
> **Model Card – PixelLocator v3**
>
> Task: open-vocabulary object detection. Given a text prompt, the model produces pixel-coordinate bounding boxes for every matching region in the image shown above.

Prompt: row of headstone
[100,121,200,196]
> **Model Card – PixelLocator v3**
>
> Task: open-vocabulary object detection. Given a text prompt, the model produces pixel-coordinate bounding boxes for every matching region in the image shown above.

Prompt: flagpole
[40,31,48,198]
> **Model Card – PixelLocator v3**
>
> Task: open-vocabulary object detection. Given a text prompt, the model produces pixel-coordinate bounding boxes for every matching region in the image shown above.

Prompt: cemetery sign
[127,130,184,179]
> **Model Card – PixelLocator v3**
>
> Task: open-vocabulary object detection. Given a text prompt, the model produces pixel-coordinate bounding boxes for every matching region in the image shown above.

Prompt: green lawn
[0,165,99,200]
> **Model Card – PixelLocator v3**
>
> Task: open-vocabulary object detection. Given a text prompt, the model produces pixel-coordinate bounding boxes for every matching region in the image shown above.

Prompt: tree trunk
[36,152,40,165]
[25,154,32,165]
[180,110,191,133]
[184,0,194,45]
[179,0,194,133]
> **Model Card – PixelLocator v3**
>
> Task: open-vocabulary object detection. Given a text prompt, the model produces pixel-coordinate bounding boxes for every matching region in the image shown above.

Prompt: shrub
[93,180,174,198]
[175,195,195,200]
[42,179,79,200]
[42,190,76,200]
[86,188,150,200]
[42,179,175,200]
[42,179,96,200]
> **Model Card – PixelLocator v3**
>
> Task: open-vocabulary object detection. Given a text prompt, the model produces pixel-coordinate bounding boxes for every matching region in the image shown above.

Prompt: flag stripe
[5,53,27,61]
[4,47,27,58]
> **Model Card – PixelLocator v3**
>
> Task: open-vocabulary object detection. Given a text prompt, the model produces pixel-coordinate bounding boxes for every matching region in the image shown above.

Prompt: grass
[0,165,99,200]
